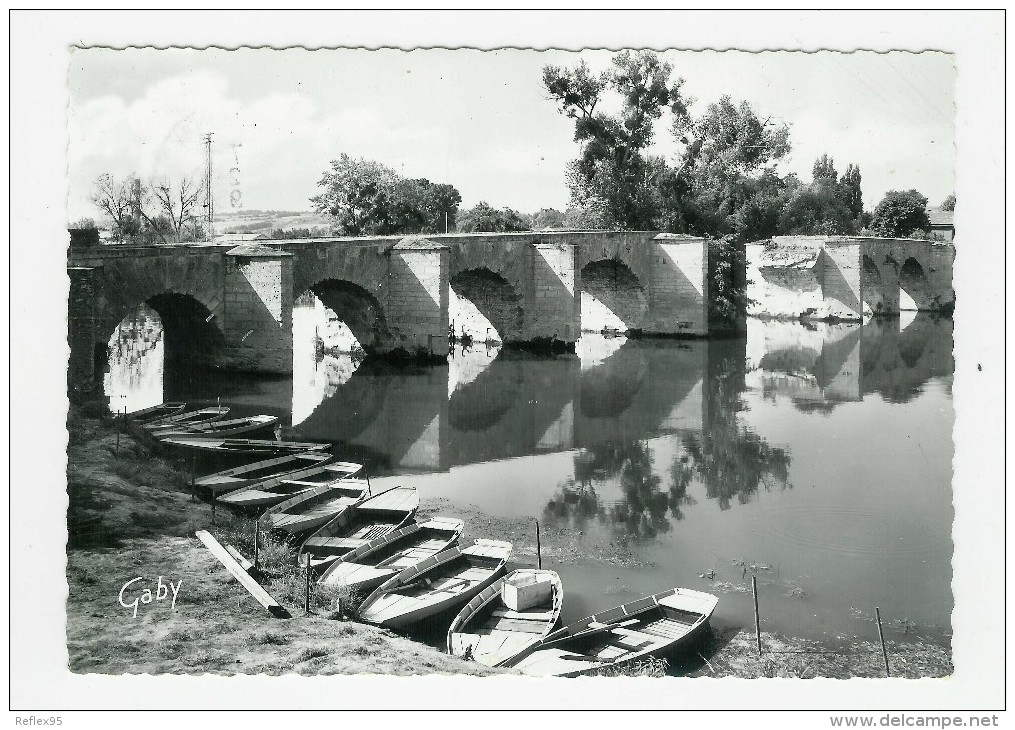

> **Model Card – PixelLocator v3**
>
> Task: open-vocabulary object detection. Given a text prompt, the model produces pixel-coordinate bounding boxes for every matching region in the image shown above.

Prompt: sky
[67,47,955,223]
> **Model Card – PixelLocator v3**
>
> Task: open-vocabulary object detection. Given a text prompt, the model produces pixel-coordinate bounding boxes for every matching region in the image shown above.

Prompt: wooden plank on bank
[196,530,291,618]
[224,543,255,573]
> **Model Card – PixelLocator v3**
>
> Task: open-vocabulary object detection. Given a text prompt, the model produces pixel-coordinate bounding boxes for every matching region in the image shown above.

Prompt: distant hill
[216,210,333,235]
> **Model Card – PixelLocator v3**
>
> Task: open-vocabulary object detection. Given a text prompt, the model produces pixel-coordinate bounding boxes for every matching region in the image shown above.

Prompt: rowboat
[317,517,465,593]
[218,461,364,509]
[300,486,419,568]
[155,414,280,439]
[500,587,718,677]
[264,480,374,537]
[195,452,335,496]
[126,403,186,424]
[447,569,563,667]
[357,539,513,630]
[159,437,330,456]
[146,406,230,432]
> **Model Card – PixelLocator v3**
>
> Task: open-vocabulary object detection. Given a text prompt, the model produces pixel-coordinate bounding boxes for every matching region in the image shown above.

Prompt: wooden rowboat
[447,569,563,667]
[146,406,230,432]
[357,539,513,630]
[300,486,419,568]
[500,587,718,677]
[317,517,465,594]
[196,452,334,496]
[126,402,186,424]
[159,437,330,456]
[264,480,374,537]
[218,461,364,509]
[155,414,280,439]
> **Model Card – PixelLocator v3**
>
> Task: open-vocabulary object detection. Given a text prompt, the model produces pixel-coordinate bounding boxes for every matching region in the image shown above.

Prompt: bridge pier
[67,266,101,396]
[386,239,450,358]
[527,241,580,347]
[219,245,294,374]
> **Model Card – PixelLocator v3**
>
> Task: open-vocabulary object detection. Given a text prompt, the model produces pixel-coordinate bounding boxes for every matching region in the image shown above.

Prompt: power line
[203,132,214,239]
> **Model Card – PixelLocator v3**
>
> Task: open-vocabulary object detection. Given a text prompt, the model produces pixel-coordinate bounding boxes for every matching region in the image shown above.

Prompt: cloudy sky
[67,47,955,223]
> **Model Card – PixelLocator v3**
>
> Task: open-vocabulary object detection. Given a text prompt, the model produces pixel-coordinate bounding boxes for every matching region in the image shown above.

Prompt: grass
[65,405,500,677]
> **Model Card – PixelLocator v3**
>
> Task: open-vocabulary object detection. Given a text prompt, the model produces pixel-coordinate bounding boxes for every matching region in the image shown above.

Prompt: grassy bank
[66,405,496,676]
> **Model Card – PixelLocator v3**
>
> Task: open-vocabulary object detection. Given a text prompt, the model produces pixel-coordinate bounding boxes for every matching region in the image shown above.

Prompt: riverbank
[66,404,951,679]
[66,405,496,676]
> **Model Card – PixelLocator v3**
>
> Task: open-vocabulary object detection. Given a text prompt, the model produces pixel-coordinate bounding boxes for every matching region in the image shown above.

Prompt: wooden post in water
[253,519,260,573]
[535,519,542,570]
[304,553,312,615]
[752,575,762,656]
[365,472,372,497]
[190,455,197,502]
[211,501,216,526]
[875,606,890,677]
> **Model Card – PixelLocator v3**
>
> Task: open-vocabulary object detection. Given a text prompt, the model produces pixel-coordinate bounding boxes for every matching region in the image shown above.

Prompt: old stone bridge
[746,235,955,320]
[67,231,709,392]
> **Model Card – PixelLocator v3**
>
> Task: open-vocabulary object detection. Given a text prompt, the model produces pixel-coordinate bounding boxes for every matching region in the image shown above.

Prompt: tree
[456,202,530,233]
[544,51,689,230]
[941,194,956,211]
[69,217,97,230]
[667,95,791,240]
[840,163,863,219]
[90,173,139,242]
[532,208,566,229]
[812,153,838,182]
[779,177,858,235]
[870,189,931,238]
[310,154,461,236]
[149,176,204,242]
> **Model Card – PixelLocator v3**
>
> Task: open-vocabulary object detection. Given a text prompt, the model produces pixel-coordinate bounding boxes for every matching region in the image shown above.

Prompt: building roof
[929,209,954,227]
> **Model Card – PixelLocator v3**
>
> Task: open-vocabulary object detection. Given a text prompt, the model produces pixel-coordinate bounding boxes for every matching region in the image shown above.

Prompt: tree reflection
[680,342,792,509]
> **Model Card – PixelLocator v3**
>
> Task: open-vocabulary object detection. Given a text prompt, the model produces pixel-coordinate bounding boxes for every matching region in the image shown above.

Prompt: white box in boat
[502,574,552,612]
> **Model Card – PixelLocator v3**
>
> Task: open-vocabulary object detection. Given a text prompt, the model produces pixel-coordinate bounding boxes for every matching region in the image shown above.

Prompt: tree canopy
[311,154,462,236]
[870,189,931,238]
[457,202,530,233]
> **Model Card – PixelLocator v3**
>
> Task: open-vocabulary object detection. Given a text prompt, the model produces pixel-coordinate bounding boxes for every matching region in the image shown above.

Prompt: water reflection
[103,307,955,646]
[103,303,164,413]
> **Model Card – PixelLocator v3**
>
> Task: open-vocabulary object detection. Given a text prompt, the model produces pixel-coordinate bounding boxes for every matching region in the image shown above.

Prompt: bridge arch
[898,257,934,310]
[450,267,524,343]
[580,258,648,333]
[860,254,889,316]
[303,278,394,354]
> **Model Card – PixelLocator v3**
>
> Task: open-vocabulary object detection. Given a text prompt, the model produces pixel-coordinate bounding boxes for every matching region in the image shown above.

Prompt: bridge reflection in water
[103,309,954,644]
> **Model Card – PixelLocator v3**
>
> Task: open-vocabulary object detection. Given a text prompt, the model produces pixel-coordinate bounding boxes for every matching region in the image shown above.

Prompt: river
[103,300,954,654]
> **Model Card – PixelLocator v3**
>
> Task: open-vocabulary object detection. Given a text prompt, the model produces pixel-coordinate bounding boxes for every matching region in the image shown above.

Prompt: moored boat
[218,461,365,509]
[447,568,563,667]
[500,587,718,677]
[317,517,465,593]
[126,402,186,424]
[159,437,330,456]
[264,480,374,538]
[300,486,419,568]
[195,452,334,495]
[357,539,513,630]
[146,406,230,432]
[155,414,280,439]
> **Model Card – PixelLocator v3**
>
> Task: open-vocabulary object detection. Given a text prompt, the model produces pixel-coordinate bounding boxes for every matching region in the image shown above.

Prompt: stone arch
[860,254,889,316]
[305,278,394,354]
[449,268,524,343]
[99,289,226,377]
[580,258,648,332]
[898,257,934,310]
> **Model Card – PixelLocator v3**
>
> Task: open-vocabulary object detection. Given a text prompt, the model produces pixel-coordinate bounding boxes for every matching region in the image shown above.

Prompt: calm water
[104,303,954,650]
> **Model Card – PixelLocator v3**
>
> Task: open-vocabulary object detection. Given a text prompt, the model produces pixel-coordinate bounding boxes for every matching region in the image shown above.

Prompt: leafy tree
[870,189,931,238]
[840,163,863,219]
[779,177,858,235]
[457,201,530,232]
[532,207,566,229]
[812,153,838,182]
[667,95,791,240]
[941,194,956,211]
[69,217,98,230]
[544,52,689,230]
[311,154,462,236]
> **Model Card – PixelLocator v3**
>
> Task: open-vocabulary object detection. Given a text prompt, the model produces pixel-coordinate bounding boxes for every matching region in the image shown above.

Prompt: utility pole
[203,132,215,240]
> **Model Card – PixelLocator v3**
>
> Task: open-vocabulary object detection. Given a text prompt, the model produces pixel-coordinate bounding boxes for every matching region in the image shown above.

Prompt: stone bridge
[746,235,955,321]
[67,231,709,393]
